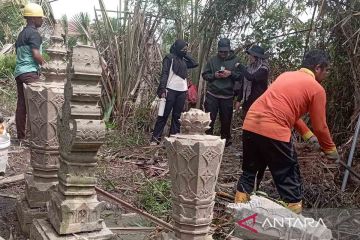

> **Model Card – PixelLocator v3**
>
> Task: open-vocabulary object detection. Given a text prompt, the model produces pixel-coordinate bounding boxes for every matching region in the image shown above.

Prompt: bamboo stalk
[93,0,165,125]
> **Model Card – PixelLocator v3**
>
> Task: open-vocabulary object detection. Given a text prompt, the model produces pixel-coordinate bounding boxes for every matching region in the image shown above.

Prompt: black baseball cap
[218,38,231,52]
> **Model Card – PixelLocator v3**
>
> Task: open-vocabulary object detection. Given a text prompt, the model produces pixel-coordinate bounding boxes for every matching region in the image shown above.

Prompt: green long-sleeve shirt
[202,53,242,97]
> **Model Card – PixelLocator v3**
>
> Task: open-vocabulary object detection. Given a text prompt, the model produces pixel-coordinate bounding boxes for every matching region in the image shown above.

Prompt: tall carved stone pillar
[30,45,113,239]
[165,109,225,240]
[17,24,67,235]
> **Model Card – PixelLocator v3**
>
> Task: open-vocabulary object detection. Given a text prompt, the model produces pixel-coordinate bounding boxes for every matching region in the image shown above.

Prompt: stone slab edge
[16,198,47,236]
[30,219,114,240]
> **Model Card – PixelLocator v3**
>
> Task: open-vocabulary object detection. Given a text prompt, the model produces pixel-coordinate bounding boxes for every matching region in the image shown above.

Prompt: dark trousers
[15,72,39,140]
[151,89,186,141]
[204,93,233,140]
[237,130,303,203]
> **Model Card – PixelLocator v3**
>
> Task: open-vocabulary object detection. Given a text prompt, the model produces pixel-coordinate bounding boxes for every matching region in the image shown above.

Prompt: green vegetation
[105,105,155,148]
[0,2,24,44]
[0,54,17,115]
[138,179,172,217]
[0,54,16,78]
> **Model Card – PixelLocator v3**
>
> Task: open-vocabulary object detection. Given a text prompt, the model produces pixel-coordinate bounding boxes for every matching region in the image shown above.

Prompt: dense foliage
[0,2,24,44]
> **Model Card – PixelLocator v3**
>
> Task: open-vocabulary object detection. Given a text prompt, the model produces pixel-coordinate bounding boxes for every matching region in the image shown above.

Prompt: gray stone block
[30,219,113,240]
[16,197,47,236]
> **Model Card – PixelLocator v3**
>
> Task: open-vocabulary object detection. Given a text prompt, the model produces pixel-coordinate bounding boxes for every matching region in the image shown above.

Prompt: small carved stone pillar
[17,24,67,235]
[165,109,226,240]
[30,45,113,239]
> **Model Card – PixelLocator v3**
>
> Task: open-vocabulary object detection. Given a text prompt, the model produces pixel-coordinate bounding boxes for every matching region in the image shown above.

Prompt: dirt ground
[0,145,29,240]
[0,113,360,239]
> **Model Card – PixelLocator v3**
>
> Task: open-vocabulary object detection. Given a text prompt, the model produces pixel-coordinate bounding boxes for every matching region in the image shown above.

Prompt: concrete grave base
[30,219,114,240]
[16,197,47,236]
[25,173,57,208]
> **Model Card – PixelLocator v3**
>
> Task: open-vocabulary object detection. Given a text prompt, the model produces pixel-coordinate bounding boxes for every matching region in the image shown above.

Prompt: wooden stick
[338,160,360,181]
[109,227,156,231]
[95,186,174,231]
[0,193,18,199]
[216,191,234,201]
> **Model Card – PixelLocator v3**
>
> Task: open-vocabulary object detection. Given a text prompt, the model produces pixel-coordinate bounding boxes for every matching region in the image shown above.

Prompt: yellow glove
[323,148,340,161]
[302,131,320,151]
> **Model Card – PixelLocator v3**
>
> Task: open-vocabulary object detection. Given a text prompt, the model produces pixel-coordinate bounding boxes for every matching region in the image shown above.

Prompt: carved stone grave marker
[17,23,67,235]
[164,109,225,240]
[30,45,113,239]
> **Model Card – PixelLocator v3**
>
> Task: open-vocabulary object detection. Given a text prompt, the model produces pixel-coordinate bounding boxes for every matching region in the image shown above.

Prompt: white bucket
[0,133,10,174]
[158,98,166,117]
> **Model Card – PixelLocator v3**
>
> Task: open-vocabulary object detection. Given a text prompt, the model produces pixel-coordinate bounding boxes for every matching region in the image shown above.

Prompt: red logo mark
[237,213,258,233]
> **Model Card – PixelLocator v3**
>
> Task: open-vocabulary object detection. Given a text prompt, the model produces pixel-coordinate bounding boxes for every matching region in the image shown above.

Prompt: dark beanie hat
[218,38,231,51]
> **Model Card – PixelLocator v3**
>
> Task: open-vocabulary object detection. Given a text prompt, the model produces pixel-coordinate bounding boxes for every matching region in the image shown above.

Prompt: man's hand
[307,135,320,151]
[235,101,241,111]
[215,70,231,79]
[157,88,166,98]
[32,48,45,65]
[222,69,231,78]
[215,71,224,79]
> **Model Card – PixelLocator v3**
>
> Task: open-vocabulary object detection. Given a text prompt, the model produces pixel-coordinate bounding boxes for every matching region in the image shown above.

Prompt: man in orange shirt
[235,50,339,213]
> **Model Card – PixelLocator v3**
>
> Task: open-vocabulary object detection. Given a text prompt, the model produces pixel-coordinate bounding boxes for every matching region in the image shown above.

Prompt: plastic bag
[187,80,198,105]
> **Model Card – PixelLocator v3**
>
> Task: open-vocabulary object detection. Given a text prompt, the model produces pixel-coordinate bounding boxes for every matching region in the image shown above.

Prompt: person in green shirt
[202,38,243,147]
[14,3,45,141]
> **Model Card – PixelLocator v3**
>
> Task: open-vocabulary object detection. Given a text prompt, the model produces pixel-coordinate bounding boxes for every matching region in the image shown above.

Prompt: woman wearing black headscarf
[150,39,198,145]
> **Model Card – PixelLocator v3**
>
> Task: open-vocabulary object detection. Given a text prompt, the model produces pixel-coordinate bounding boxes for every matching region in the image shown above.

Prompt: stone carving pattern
[76,128,106,142]
[31,151,59,168]
[180,108,211,134]
[165,109,225,239]
[165,141,180,195]
[42,25,67,77]
[177,203,214,220]
[27,87,64,149]
[48,45,107,235]
[177,145,197,200]
[30,91,46,107]
[72,45,102,75]
[170,141,222,202]
[76,208,88,223]
[58,66,76,155]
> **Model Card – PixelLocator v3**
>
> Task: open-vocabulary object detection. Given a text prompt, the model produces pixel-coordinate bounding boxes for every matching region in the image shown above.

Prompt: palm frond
[70,12,91,45]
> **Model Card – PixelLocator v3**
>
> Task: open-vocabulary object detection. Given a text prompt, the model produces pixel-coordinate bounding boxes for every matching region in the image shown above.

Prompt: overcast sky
[50,0,119,20]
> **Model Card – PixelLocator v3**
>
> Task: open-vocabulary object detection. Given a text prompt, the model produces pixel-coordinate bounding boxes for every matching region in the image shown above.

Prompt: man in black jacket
[202,38,242,147]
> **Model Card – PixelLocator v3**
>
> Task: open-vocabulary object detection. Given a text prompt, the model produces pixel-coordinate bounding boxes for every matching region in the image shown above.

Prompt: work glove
[302,131,320,151]
[323,149,340,161]
[307,135,320,151]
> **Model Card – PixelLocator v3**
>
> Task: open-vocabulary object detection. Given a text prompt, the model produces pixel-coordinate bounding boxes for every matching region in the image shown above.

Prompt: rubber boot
[234,191,250,203]
[286,201,302,214]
